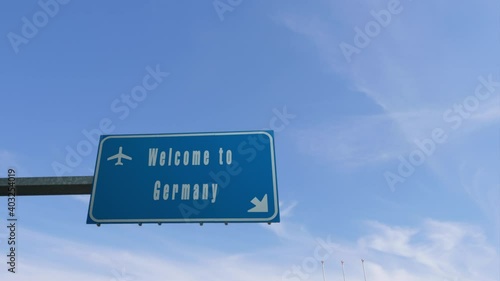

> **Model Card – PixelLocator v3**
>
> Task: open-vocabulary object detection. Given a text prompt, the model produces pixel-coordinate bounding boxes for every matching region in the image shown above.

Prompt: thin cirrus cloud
[276,1,499,183]
[1,218,496,281]
[272,4,499,281]
[291,114,407,167]
[356,219,498,281]
[275,0,498,117]
[459,164,500,236]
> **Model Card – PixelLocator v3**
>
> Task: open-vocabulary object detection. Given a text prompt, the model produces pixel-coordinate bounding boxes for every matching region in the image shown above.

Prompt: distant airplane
[107,146,132,166]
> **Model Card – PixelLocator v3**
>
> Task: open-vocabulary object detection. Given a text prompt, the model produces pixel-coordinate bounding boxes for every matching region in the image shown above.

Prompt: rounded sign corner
[88,211,101,224]
[259,131,274,142]
[266,209,280,221]
[100,135,114,146]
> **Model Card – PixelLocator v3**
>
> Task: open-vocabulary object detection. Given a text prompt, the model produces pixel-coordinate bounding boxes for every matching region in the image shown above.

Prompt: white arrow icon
[248,194,268,213]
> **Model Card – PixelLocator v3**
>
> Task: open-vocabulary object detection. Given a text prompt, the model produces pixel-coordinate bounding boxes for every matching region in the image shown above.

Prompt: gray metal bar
[0,176,93,196]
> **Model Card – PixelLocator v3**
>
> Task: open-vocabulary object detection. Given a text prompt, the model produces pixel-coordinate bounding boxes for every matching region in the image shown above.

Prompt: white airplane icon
[107,146,132,166]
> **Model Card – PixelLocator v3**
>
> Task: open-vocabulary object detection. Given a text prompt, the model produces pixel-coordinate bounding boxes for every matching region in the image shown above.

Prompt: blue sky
[1,0,499,280]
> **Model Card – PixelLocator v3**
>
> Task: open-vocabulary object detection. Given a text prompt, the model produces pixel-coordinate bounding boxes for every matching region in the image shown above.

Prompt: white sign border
[88,131,279,223]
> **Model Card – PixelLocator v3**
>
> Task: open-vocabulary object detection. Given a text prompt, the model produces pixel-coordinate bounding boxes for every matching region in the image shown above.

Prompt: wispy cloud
[291,114,408,167]
[276,1,500,222]
[263,200,314,244]
[280,200,298,218]
[459,163,500,237]
[276,0,499,135]
[3,218,496,281]
[357,219,498,281]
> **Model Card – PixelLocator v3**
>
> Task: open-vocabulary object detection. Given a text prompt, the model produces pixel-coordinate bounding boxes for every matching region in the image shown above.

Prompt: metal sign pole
[0,176,92,196]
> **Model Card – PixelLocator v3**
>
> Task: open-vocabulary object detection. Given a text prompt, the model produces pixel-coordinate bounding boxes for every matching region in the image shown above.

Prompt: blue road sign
[87,131,279,224]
